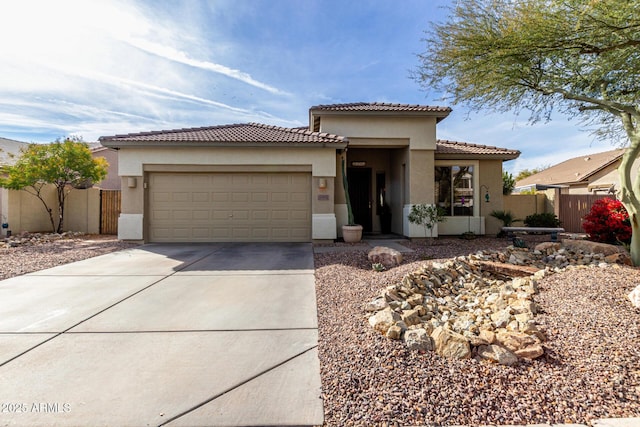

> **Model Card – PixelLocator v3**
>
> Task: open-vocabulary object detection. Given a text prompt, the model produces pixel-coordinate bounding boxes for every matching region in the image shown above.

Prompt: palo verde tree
[0,138,108,233]
[416,0,640,265]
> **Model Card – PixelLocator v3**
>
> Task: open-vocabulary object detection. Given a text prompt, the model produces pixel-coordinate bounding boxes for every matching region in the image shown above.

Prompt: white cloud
[0,0,294,142]
[123,37,289,96]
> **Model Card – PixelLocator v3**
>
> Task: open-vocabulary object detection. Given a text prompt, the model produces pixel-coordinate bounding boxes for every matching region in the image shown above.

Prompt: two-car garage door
[148,172,311,242]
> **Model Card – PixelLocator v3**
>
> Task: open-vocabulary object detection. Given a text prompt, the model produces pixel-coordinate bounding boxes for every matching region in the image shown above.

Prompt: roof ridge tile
[100,122,347,145]
[309,102,451,112]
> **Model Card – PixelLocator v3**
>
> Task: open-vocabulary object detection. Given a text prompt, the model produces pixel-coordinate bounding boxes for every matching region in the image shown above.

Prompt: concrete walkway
[0,243,323,426]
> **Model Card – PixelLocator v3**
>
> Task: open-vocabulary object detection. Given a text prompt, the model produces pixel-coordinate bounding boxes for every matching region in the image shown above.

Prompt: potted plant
[341,157,363,242]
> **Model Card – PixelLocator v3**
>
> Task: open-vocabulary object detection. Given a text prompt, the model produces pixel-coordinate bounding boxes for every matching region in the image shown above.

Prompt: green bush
[524,213,561,227]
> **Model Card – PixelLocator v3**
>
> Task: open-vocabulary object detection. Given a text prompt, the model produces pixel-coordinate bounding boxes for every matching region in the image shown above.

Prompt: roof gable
[516,148,624,187]
[100,123,348,148]
[309,102,453,131]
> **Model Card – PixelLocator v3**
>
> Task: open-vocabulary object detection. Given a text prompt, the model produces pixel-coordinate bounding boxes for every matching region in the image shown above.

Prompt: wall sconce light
[318,178,327,190]
[127,177,137,188]
[480,184,490,202]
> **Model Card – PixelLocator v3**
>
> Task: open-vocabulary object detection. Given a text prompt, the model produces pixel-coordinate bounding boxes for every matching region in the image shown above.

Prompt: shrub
[408,204,447,242]
[524,213,561,227]
[490,210,521,227]
[490,210,522,237]
[582,198,631,245]
[502,171,515,195]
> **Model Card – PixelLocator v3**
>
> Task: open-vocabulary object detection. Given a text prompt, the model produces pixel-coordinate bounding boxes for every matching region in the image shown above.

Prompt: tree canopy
[0,138,108,233]
[515,166,549,182]
[416,0,640,265]
[502,171,515,194]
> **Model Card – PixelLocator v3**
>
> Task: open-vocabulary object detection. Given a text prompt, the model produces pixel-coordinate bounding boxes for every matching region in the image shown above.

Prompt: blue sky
[0,0,618,174]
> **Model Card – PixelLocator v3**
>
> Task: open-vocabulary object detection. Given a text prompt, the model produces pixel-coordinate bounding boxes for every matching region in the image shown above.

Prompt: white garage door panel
[148,172,311,242]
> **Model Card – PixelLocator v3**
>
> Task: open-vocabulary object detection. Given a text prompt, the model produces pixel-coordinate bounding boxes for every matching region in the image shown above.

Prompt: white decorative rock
[404,328,433,351]
[629,285,640,309]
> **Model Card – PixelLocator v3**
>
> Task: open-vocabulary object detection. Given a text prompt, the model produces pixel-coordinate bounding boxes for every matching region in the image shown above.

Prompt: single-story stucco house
[89,143,121,190]
[100,102,520,243]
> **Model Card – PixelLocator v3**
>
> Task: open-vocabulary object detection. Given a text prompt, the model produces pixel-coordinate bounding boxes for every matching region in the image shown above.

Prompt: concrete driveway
[0,243,323,426]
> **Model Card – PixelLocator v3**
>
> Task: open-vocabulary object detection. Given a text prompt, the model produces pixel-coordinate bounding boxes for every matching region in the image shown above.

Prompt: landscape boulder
[368,308,400,335]
[477,344,519,366]
[368,246,403,268]
[562,239,625,256]
[404,328,433,351]
[431,326,471,359]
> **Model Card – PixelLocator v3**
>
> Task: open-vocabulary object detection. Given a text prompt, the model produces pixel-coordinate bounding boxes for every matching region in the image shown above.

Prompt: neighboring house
[100,102,519,243]
[0,137,28,165]
[515,148,638,195]
[0,137,29,235]
[89,143,120,190]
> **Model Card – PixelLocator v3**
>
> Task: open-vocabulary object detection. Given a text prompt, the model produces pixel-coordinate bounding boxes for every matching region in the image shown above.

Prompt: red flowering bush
[582,198,631,244]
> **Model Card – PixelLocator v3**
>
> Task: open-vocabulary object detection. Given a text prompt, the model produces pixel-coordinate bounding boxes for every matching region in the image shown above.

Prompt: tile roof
[516,148,624,186]
[100,123,348,146]
[436,139,520,159]
[310,102,451,113]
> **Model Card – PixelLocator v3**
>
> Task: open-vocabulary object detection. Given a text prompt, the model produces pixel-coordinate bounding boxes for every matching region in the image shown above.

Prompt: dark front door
[347,167,372,232]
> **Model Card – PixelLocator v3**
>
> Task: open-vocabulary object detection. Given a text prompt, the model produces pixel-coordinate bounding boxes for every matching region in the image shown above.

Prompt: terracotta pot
[342,224,363,243]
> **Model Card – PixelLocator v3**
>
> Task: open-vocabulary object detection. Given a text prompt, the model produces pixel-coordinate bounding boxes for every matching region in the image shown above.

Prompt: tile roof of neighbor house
[516,148,625,187]
[436,139,520,159]
[310,102,452,114]
[100,123,348,147]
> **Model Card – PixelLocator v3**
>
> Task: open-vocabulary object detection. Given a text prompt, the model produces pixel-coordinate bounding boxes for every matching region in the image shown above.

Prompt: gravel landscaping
[314,237,640,426]
[1,233,638,425]
[0,233,139,280]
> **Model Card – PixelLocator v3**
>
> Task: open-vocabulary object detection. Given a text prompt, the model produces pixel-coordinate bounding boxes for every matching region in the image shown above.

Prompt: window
[435,165,474,216]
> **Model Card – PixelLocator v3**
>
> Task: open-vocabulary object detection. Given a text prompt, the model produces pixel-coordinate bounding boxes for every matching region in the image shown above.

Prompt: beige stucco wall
[118,146,336,177]
[92,148,120,190]
[409,150,435,204]
[116,145,339,241]
[0,188,5,235]
[7,187,56,232]
[5,186,100,234]
[318,116,438,150]
[504,194,548,224]
[479,159,505,236]
[66,188,101,233]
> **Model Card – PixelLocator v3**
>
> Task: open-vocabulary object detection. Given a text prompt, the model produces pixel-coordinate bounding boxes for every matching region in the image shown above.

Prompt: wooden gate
[558,194,615,233]
[100,190,121,235]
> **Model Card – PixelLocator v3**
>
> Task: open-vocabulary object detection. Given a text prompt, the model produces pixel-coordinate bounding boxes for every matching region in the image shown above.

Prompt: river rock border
[366,240,631,366]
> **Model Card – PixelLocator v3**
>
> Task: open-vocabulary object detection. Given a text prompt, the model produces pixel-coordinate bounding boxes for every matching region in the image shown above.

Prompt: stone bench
[501,226,565,242]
